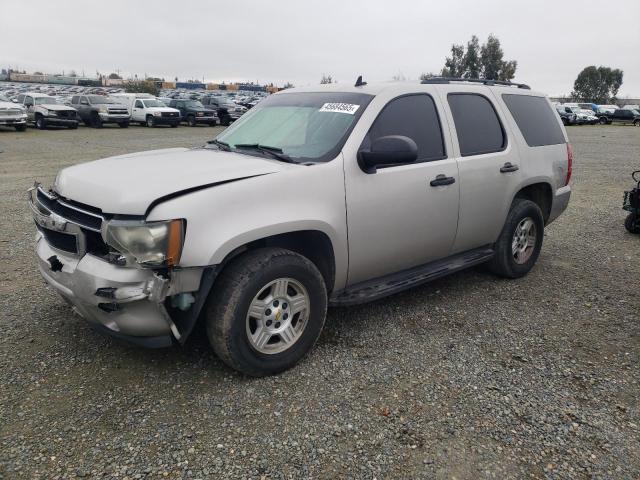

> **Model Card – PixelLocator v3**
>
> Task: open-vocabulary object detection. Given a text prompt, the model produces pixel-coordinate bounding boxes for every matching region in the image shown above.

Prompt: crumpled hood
[54,148,285,215]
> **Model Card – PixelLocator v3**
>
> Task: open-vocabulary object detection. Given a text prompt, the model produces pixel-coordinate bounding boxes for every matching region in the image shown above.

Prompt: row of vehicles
[554,103,640,126]
[0,91,251,131]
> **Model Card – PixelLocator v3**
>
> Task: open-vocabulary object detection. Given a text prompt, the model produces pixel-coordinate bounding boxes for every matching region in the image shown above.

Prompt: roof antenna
[354,75,367,87]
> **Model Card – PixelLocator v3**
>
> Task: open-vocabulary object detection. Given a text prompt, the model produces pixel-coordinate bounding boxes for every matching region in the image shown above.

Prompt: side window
[71,96,79,104]
[17,94,24,103]
[24,96,34,106]
[135,100,144,108]
[502,94,565,147]
[448,93,506,156]
[362,94,446,162]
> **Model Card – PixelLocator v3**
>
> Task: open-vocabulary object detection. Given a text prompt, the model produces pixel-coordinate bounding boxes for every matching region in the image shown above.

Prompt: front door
[345,93,460,285]
[132,100,145,122]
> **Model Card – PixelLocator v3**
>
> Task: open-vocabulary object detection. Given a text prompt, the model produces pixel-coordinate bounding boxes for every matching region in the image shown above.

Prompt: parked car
[622,104,640,111]
[579,109,599,125]
[555,106,577,126]
[69,95,130,128]
[597,109,640,126]
[0,94,27,131]
[15,93,78,129]
[111,94,181,127]
[201,96,245,125]
[28,78,571,376]
[166,99,218,126]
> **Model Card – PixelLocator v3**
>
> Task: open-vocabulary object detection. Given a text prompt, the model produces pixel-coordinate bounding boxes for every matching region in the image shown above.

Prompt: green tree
[463,35,481,79]
[123,80,158,96]
[441,44,465,77]
[320,74,333,84]
[439,34,517,81]
[419,72,437,81]
[572,66,623,103]
[108,72,122,79]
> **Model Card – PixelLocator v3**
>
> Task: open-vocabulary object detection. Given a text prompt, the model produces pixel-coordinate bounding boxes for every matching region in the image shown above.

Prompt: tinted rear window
[448,93,506,156]
[502,94,565,147]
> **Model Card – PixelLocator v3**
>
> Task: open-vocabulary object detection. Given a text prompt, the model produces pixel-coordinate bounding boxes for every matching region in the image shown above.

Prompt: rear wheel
[625,214,640,233]
[488,199,544,278]
[205,248,327,376]
[146,116,155,127]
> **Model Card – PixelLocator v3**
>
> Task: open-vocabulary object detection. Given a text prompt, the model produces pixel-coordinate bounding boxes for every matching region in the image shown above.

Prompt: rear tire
[488,199,544,279]
[625,214,640,233]
[205,248,328,376]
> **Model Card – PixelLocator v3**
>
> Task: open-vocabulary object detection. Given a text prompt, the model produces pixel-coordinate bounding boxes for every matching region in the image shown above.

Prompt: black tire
[91,113,103,128]
[118,122,129,128]
[599,117,608,125]
[35,115,46,130]
[187,115,197,127]
[488,199,545,279]
[561,117,569,126]
[14,124,26,132]
[220,115,230,127]
[205,248,328,376]
[146,116,155,128]
[634,120,640,127]
[625,214,640,234]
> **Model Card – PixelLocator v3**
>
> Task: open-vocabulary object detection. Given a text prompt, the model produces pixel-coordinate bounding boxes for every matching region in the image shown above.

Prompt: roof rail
[421,77,531,90]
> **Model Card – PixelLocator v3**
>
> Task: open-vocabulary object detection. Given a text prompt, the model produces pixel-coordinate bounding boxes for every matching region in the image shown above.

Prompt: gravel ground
[0,124,638,480]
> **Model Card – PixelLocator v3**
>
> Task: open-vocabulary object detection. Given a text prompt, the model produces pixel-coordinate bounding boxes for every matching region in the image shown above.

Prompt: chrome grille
[36,188,103,232]
[0,108,22,116]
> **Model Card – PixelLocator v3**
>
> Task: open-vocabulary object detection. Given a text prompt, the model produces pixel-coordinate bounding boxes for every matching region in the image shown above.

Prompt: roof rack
[421,77,531,90]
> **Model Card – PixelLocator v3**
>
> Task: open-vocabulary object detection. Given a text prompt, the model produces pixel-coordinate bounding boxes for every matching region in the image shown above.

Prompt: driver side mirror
[358,135,418,174]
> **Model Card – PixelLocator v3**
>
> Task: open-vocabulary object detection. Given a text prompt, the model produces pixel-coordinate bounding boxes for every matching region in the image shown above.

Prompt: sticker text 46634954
[319,103,360,115]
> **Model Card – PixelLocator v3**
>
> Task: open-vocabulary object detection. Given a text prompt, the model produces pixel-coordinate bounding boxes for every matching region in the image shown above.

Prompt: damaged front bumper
[29,184,215,348]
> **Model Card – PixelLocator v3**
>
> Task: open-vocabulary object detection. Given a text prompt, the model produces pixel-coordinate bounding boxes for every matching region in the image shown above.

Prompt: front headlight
[99,106,109,113]
[153,111,162,117]
[103,219,185,267]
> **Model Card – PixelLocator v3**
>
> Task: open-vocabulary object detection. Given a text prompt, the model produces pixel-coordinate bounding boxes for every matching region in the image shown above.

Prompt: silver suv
[28,78,571,376]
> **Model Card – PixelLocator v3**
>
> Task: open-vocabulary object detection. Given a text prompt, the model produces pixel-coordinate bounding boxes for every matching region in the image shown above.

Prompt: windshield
[142,99,165,108]
[215,92,373,162]
[186,101,204,108]
[88,95,116,104]
[35,97,57,105]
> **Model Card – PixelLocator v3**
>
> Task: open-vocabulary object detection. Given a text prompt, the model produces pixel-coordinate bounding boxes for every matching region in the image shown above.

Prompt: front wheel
[625,214,640,233]
[187,115,197,127]
[488,199,544,278]
[146,116,155,127]
[35,115,46,130]
[599,117,608,125]
[205,248,328,376]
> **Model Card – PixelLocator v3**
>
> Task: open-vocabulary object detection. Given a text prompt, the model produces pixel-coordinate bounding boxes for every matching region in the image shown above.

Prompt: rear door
[345,93,460,284]
[437,86,523,254]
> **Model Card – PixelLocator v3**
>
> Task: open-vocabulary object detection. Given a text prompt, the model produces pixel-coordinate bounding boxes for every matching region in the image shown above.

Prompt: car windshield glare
[35,97,57,105]
[88,95,115,104]
[216,92,373,162]
[143,99,165,108]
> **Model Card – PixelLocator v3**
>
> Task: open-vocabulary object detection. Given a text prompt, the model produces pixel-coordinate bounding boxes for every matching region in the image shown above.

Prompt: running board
[330,246,494,306]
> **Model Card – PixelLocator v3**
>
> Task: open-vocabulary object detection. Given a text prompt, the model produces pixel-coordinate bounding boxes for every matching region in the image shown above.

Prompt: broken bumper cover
[36,235,181,348]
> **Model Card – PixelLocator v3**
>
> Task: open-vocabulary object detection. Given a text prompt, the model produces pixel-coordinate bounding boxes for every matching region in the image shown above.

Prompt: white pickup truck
[111,94,181,127]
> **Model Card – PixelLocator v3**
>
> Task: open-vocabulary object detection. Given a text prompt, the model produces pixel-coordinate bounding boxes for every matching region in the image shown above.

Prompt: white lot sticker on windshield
[319,103,360,115]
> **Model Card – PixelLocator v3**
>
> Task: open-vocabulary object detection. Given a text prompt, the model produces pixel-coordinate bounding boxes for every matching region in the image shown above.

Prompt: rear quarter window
[502,94,565,147]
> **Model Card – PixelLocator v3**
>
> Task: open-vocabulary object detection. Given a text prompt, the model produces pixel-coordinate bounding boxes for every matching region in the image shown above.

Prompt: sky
[2,0,639,97]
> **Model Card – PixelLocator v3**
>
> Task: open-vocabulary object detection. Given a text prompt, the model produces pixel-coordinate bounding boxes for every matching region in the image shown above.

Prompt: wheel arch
[215,229,337,293]
[513,181,553,223]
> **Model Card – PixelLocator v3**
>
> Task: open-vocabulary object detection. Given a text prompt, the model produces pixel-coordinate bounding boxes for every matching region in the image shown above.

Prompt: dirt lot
[0,124,638,479]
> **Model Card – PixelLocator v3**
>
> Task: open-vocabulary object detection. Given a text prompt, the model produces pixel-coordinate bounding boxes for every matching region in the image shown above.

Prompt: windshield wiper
[207,139,231,151]
[233,143,297,164]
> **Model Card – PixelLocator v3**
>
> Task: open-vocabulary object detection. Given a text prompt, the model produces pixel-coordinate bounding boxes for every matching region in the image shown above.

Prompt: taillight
[565,143,573,186]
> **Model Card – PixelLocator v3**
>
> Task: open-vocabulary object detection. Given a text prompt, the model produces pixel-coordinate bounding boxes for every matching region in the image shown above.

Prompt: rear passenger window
[502,94,565,147]
[363,94,445,162]
[448,93,506,156]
